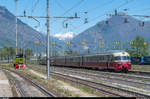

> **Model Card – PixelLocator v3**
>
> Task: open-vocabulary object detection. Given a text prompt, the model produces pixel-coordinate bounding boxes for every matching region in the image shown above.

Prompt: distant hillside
[0,6,66,53]
[71,12,150,54]
[0,6,45,51]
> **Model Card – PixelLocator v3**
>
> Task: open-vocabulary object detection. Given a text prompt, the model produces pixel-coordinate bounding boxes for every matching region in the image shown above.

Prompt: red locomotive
[50,51,131,72]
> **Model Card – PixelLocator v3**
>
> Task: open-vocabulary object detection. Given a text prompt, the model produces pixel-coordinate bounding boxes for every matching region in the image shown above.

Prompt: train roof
[52,50,128,58]
[16,54,26,58]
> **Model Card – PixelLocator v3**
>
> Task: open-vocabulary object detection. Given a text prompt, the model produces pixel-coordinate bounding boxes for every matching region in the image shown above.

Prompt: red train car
[51,51,131,72]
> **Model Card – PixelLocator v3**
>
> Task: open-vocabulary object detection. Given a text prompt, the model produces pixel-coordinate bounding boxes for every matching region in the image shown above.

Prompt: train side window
[93,56,97,62]
[87,57,89,62]
[74,57,77,62]
[104,56,107,61]
[88,57,91,62]
[101,56,103,61]
[74,57,76,62]
[91,56,94,62]
[72,58,74,62]
[100,56,103,61]
[101,56,103,60]
[102,56,104,60]
[89,57,91,62]
[76,57,79,62]
[94,56,97,62]
[85,57,87,62]
[108,56,110,61]
[93,56,95,62]
[90,56,93,62]
[71,58,73,62]
[88,57,90,62]
[96,56,99,62]
[110,56,114,61]
[109,56,112,61]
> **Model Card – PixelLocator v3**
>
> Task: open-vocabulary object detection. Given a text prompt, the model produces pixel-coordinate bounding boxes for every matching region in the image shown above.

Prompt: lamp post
[35,41,39,64]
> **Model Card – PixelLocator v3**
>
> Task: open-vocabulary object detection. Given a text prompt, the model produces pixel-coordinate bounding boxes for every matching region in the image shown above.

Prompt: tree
[55,52,63,56]
[0,48,5,60]
[64,49,78,55]
[25,48,33,60]
[126,35,149,57]
[88,48,90,54]
[3,46,15,62]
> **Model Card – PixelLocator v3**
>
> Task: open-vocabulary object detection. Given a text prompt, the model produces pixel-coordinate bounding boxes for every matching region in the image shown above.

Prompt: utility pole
[15,0,80,79]
[46,0,50,79]
[15,0,18,55]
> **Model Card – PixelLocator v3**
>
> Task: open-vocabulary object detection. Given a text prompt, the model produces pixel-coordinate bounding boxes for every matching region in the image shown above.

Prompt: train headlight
[128,63,131,65]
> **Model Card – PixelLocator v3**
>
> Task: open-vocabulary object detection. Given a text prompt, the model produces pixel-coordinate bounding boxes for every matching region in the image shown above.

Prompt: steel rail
[4,70,28,97]
[52,72,122,97]
[54,68,150,86]
[11,78,28,97]
[1,67,56,97]
[22,75,56,97]
[51,72,150,97]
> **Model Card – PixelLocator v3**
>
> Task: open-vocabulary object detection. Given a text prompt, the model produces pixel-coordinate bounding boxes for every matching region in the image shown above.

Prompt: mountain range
[0,6,150,55]
[0,6,66,54]
[70,12,150,54]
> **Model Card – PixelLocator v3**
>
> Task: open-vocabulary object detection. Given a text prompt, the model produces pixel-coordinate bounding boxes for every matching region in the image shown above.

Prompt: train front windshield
[115,56,131,61]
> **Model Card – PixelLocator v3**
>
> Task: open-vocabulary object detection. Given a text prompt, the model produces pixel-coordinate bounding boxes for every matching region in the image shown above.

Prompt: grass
[131,65,150,72]
[7,76,15,89]
[18,69,73,96]
[61,78,103,97]
[1,64,84,97]
[0,63,112,97]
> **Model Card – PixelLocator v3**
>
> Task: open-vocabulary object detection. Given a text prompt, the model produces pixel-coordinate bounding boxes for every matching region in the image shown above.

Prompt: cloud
[53,32,75,40]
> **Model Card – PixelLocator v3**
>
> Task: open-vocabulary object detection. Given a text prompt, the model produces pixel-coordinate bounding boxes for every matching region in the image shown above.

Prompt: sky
[1,0,150,40]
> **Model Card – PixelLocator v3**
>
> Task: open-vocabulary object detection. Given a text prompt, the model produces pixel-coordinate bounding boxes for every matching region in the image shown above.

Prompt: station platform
[0,70,13,97]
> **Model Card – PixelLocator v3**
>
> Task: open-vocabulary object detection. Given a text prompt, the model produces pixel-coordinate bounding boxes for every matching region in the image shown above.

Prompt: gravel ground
[29,69,98,97]
[0,70,13,97]
[51,67,150,94]
[9,71,46,97]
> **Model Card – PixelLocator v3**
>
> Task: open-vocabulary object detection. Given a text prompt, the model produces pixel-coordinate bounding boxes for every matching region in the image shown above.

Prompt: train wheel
[123,68,128,73]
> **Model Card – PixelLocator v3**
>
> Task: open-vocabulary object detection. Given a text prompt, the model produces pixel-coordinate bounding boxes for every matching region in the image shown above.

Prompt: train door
[107,55,110,69]
[80,56,83,67]
[78,56,80,67]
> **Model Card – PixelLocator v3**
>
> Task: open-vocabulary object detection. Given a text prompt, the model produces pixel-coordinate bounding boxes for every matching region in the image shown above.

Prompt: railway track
[54,67,150,85]
[28,64,150,77]
[2,64,150,97]
[51,66,150,81]
[129,70,150,76]
[27,65,150,97]
[5,71,28,97]
[52,72,122,97]
[51,72,150,97]
[56,66,150,81]
[28,65,150,86]
[1,68,56,97]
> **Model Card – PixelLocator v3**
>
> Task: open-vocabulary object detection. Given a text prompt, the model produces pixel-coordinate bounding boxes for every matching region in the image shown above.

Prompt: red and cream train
[40,51,131,72]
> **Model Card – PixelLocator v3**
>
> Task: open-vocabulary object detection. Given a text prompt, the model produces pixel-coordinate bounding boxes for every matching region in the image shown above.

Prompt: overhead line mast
[46,0,50,79]
[15,0,80,79]
[15,0,18,55]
